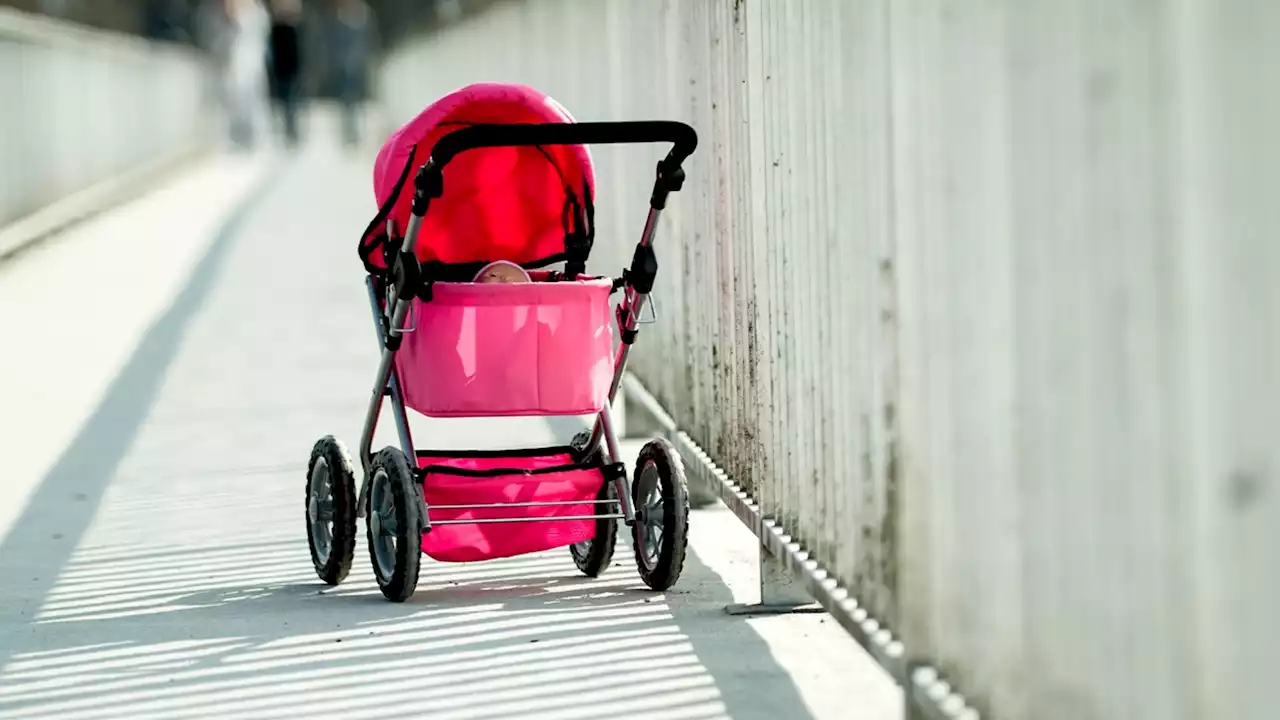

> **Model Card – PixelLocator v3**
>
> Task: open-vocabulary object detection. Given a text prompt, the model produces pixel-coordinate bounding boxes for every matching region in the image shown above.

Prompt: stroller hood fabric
[360,83,596,275]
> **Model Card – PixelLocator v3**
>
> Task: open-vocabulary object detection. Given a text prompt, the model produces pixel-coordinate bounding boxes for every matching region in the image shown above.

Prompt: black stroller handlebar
[427,121,699,169]
[409,121,697,218]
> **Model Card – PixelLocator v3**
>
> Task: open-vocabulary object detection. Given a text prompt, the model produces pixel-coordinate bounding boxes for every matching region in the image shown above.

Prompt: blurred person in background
[267,0,305,148]
[199,0,270,150]
[329,0,377,148]
[37,0,71,16]
[144,0,191,43]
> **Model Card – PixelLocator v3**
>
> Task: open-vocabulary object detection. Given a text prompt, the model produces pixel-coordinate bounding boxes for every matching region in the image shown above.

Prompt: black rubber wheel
[306,436,358,585]
[631,437,690,590]
[365,447,422,602]
[569,446,618,577]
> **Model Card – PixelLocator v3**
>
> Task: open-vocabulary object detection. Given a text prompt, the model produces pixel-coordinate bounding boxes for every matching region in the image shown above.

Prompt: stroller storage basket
[417,448,613,562]
[395,277,615,418]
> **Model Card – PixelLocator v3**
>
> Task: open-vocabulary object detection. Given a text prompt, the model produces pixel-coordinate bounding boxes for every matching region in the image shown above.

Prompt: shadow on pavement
[0,163,278,677]
[0,531,817,720]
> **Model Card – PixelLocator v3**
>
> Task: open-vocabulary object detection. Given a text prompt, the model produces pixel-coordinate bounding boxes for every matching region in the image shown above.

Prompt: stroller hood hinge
[562,183,595,279]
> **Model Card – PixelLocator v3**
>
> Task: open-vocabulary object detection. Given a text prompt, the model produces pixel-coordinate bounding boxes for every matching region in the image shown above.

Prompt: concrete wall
[377,2,1280,718]
[0,7,209,243]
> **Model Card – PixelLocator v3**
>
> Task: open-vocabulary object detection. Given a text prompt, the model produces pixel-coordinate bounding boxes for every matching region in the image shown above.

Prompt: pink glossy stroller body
[304,83,698,602]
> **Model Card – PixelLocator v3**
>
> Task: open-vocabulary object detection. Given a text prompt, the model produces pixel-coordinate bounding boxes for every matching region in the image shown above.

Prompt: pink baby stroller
[304,83,698,602]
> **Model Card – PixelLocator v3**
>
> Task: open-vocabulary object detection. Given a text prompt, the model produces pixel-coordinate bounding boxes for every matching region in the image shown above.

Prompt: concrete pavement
[0,120,900,720]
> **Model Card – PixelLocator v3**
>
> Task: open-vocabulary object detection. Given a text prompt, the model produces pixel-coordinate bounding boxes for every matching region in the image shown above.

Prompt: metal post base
[724,541,825,616]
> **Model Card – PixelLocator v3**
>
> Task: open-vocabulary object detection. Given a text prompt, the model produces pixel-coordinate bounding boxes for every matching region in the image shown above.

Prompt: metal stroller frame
[305,121,698,602]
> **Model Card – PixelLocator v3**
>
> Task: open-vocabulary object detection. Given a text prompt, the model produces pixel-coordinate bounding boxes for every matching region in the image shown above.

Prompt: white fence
[0,8,210,253]
[379,2,1280,718]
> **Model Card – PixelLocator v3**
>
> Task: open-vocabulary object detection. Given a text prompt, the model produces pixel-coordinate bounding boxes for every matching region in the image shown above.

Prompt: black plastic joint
[392,247,420,299]
[603,462,627,482]
[649,186,669,211]
[411,165,444,216]
[620,328,638,345]
[660,159,687,192]
[649,158,687,210]
[415,163,444,197]
[628,244,658,294]
[385,334,403,352]
[411,193,429,217]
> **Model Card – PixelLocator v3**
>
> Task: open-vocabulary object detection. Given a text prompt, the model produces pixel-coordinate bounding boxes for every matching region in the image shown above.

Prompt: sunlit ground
[2,526,725,720]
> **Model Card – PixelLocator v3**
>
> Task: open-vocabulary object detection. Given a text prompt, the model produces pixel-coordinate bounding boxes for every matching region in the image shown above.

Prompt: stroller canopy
[359,83,596,278]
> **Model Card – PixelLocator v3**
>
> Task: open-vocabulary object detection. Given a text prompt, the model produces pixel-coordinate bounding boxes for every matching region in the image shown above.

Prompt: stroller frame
[306,120,698,602]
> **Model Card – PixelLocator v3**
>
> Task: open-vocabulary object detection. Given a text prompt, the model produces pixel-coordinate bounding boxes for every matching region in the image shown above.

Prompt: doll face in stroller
[472,260,530,284]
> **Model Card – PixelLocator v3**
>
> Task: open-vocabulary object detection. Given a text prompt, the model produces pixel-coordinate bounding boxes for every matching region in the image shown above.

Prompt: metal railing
[0,6,210,257]
[377,1,1280,718]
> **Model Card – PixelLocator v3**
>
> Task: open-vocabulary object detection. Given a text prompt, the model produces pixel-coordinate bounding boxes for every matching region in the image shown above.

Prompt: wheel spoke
[380,508,399,537]
[634,462,665,568]
[309,457,336,564]
[646,494,664,531]
[649,513,664,535]
[368,466,406,583]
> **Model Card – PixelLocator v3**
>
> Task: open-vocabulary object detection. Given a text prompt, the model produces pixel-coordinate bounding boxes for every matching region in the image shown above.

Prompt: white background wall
[379,2,1280,718]
[0,8,210,232]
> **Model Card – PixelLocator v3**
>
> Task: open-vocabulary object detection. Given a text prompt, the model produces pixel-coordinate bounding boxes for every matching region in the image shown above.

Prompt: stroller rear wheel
[630,438,690,591]
[569,447,618,577]
[366,447,423,602]
[306,436,358,585]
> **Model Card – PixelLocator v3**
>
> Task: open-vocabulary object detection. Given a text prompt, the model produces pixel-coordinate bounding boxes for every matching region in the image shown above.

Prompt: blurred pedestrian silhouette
[198,0,270,150]
[144,0,192,43]
[329,0,377,148]
[267,0,305,148]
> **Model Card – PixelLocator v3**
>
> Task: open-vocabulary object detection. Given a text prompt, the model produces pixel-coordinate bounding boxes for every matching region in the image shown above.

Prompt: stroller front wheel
[631,438,690,591]
[306,436,358,585]
[569,448,618,577]
[366,447,423,602]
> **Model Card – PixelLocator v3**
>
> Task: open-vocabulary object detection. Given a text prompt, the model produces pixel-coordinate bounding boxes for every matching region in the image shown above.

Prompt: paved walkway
[0,118,900,720]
